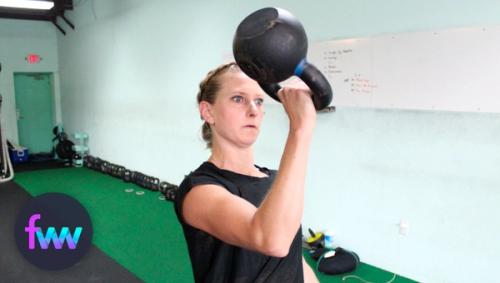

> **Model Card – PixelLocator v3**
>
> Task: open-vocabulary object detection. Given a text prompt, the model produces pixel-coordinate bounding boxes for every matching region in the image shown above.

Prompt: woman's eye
[255,98,264,106]
[232,96,244,103]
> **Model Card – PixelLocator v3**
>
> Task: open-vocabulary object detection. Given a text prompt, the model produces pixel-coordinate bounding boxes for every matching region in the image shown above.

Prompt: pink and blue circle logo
[14,193,93,270]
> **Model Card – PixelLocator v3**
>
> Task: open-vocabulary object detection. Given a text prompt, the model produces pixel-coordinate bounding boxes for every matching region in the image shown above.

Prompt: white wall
[56,1,500,282]
[0,18,61,144]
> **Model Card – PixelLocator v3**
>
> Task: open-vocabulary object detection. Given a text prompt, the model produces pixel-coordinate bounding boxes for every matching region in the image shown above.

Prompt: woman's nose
[247,101,259,116]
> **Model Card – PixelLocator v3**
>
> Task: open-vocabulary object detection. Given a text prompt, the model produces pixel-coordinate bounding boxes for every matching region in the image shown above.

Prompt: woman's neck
[208,143,262,177]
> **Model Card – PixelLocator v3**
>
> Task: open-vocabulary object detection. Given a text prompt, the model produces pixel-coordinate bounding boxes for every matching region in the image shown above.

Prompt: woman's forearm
[251,129,313,255]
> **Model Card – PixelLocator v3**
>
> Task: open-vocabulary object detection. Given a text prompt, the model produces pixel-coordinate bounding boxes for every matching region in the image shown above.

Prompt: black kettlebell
[233,7,333,111]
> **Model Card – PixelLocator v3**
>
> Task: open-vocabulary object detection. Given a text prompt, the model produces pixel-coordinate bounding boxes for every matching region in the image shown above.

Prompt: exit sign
[25,54,42,64]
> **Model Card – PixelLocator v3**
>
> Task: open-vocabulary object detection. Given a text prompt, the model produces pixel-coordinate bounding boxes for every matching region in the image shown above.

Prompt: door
[14,73,54,154]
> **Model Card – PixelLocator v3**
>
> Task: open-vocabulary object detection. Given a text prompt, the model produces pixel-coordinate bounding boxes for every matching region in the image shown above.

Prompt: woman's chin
[238,136,259,148]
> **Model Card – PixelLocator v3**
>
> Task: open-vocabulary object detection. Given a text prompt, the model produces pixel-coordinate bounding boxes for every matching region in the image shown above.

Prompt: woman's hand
[277,86,317,135]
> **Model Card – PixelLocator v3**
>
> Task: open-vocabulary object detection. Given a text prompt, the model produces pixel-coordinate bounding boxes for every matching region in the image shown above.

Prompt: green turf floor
[14,167,418,283]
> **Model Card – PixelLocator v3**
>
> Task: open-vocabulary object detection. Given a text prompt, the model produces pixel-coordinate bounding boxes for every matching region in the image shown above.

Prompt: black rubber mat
[13,160,70,173]
[0,181,144,283]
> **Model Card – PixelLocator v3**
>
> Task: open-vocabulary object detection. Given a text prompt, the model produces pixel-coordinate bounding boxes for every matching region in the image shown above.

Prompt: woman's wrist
[289,125,315,140]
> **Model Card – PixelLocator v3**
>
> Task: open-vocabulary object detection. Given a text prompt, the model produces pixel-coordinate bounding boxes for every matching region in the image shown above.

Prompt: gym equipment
[102,162,126,179]
[303,228,360,275]
[84,155,96,169]
[130,171,160,192]
[84,155,105,172]
[101,161,110,174]
[83,155,91,167]
[72,132,89,167]
[233,7,333,110]
[0,95,14,183]
[159,181,178,201]
[115,166,126,179]
[123,169,132,182]
[53,125,75,162]
[82,154,178,201]
[73,153,83,167]
[316,247,360,275]
[148,177,160,191]
[305,228,325,250]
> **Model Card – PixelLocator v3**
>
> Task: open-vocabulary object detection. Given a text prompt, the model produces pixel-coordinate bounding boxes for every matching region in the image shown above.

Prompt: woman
[174,62,319,282]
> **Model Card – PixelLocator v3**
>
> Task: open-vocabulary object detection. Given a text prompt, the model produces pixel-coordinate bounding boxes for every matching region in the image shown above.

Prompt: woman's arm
[303,256,319,283]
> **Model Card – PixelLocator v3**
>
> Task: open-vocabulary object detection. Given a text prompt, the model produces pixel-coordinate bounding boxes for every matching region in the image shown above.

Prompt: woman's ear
[199,101,215,125]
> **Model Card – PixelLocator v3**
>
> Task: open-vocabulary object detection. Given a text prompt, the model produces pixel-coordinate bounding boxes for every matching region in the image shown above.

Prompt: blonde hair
[197,62,240,148]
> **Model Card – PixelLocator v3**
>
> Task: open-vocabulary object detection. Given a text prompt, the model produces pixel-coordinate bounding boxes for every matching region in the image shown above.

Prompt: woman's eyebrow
[230,91,265,99]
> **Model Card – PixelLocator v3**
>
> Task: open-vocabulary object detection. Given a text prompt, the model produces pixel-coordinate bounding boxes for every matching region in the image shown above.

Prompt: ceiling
[0,0,74,35]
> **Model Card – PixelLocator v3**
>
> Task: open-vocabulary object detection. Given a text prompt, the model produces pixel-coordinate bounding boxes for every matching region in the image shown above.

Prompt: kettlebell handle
[233,7,334,111]
[259,60,332,110]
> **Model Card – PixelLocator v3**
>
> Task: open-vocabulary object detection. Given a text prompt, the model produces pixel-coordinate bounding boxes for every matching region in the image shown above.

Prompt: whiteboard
[308,26,500,113]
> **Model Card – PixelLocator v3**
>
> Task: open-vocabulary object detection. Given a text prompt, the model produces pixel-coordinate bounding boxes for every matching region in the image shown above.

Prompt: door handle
[16,108,24,120]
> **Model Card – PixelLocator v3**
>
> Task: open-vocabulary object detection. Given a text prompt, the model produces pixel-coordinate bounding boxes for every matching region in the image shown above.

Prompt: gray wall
[0,18,61,145]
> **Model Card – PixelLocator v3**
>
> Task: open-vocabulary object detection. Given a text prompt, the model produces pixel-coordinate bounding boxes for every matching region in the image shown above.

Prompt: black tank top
[174,162,304,283]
